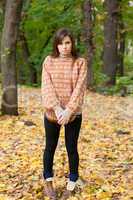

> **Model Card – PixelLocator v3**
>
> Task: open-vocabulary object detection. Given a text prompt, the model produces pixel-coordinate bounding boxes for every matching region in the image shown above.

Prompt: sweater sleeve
[65,58,87,114]
[41,55,60,110]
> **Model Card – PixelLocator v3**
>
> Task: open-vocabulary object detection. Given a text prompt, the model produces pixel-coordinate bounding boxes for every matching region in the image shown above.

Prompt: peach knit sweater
[41,55,87,120]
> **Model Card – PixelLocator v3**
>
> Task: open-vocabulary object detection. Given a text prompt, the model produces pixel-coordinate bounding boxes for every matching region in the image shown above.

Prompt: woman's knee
[45,142,57,152]
[66,146,78,155]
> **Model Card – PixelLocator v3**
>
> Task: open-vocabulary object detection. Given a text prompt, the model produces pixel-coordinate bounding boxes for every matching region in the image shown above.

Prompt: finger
[57,116,63,122]
[60,118,68,125]
[58,120,64,125]
[57,112,63,119]
[57,111,62,117]
[58,117,65,124]
[57,115,62,121]
[58,119,64,124]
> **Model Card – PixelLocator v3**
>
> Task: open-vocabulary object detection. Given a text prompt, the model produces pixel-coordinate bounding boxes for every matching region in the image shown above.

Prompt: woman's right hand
[57,108,72,125]
[54,105,64,121]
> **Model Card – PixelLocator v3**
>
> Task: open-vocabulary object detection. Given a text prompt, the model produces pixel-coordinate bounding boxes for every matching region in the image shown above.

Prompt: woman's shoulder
[44,55,52,62]
[75,56,87,66]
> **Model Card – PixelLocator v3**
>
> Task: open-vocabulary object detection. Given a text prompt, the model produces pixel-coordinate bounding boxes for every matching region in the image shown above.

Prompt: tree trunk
[0,31,1,72]
[1,0,23,115]
[82,0,94,88]
[117,4,125,76]
[103,0,119,85]
[19,31,37,84]
[0,0,5,72]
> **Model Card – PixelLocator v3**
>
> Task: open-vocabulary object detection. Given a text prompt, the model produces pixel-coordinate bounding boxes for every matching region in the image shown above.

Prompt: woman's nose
[63,44,66,48]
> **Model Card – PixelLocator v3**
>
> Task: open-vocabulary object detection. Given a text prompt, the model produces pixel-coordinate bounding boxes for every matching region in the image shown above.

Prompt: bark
[82,0,94,88]
[103,0,119,85]
[0,0,5,72]
[19,31,37,84]
[0,31,1,72]
[117,4,125,76]
[1,0,23,115]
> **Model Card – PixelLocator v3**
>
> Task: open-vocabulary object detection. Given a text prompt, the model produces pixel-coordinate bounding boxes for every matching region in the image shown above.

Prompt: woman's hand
[57,108,72,125]
[54,105,64,121]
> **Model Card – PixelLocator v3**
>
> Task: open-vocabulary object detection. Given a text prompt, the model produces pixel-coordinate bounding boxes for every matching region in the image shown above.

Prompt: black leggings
[43,113,82,182]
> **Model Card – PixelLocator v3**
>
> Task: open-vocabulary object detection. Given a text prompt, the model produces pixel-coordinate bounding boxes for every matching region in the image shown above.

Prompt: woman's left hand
[57,108,72,125]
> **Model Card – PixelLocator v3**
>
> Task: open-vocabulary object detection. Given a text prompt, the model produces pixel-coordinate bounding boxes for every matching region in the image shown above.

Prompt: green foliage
[117,75,133,86]
[17,0,86,86]
[1,0,132,94]
[96,75,133,96]
[22,0,84,67]
[124,54,133,73]
[116,75,133,95]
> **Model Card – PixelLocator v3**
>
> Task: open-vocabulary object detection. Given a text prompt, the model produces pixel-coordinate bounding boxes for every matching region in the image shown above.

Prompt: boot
[44,180,57,200]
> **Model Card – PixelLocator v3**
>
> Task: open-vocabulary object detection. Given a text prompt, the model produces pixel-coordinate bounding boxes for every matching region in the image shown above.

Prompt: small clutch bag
[45,109,76,123]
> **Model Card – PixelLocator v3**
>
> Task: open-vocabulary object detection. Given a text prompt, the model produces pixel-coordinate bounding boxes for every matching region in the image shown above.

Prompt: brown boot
[44,180,57,200]
[60,190,72,200]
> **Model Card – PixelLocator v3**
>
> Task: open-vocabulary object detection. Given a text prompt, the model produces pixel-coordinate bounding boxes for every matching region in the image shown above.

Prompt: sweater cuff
[53,103,61,111]
[65,106,73,115]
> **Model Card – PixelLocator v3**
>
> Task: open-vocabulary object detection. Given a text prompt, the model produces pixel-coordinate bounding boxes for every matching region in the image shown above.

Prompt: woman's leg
[43,114,61,180]
[64,114,82,182]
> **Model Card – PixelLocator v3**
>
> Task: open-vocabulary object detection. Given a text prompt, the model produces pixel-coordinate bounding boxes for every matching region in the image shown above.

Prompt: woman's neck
[59,53,72,58]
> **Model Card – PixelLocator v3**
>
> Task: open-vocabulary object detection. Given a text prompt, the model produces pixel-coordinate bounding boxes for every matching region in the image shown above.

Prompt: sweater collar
[58,53,73,59]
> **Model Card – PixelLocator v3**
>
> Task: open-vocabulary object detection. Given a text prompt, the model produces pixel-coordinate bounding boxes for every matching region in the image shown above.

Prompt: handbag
[45,109,77,123]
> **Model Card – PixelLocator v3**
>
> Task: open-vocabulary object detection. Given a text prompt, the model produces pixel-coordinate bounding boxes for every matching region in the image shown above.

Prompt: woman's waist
[45,106,82,116]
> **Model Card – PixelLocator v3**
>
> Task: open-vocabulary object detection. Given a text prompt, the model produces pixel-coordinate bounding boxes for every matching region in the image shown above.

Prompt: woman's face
[57,36,72,56]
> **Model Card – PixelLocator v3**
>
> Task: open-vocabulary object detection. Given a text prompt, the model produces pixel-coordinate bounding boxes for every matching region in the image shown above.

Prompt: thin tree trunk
[117,4,125,76]
[103,0,119,85]
[0,31,1,72]
[1,0,23,115]
[0,0,5,72]
[82,0,94,88]
[19,31,37,84]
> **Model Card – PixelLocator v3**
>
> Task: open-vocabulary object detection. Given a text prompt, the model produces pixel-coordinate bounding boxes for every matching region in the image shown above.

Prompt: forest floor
[0,86,133,200]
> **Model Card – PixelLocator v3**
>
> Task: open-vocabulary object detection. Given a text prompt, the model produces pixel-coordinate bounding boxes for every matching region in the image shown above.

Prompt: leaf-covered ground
[0,86,133,200]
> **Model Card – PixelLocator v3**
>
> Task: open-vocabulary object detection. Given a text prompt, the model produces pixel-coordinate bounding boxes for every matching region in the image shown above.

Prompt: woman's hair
[51,27,79,59]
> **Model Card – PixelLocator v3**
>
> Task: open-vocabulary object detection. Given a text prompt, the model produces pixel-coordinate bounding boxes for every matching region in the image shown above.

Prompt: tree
[103,0,119,85]
[0,0,5,72]
[19,30,37,84]
[82,0,94,88]
[117,2,125,76]
[1,0,23,115]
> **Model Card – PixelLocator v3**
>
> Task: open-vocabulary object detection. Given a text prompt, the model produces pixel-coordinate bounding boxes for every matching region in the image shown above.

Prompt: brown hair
[51,27,78,59]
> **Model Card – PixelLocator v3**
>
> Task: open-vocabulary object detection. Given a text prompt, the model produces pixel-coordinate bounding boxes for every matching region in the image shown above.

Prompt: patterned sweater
[41,55,87,119]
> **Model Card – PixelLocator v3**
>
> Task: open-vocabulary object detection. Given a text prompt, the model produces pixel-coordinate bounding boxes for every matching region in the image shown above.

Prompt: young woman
[41,27,87,199]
